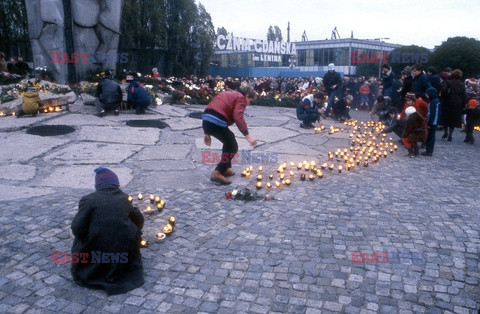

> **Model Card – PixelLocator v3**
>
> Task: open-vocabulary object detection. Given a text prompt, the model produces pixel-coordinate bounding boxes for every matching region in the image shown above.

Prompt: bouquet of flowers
[225,188,275,201]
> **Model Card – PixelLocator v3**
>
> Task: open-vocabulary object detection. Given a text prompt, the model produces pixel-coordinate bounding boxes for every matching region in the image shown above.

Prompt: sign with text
[216,34,296,63]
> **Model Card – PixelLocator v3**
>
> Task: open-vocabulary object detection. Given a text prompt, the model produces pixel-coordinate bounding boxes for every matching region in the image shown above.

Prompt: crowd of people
[64,64,479,296]
[0,52,31,76]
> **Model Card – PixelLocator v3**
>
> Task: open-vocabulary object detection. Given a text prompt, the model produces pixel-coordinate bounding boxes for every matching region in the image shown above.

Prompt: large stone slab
[71,0,99,27]
[164,117,202,131]
[151,105,189,117]
[0,133,70,163]
[0,165,37,181]
[248,127,298,143]
[134,144,191,161]
[39,165,133,189]
[264,140,322,156]
[194,137,259,151]
[78,125,160,145]
[44,142,143,164]
[40,0,64,24]
[99,0,123,33]
[0,115,58,132]
[45,113,114,126]
[246,117,289,127]
[0,184,56,201]
[135,160,195,171]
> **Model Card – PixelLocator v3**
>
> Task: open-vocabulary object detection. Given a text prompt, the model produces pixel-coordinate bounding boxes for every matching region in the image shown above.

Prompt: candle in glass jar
[149,194,155,203]
[169,216,176,225]
[257,174,262,181]
[127,196,133,203]
[256,182,262,189]
[269,174,274,180]
[338,165,342,173]
[137,193,143,200]
[275,181,281,188]
[266,182,272,189]
[309,174,315,181]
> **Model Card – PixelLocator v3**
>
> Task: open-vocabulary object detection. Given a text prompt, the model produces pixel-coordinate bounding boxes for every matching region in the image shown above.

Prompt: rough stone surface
[0,104,478,313]
[25,0,124,83]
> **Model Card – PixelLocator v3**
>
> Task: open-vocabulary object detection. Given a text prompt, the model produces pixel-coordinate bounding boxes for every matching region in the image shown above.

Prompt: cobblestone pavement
[0,102,479,313]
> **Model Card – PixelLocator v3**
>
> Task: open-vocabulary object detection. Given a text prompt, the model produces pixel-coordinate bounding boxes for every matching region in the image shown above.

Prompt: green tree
[267,26,275,41]
[274,25,283,42]
[188,3,215,75]
[0,0,30,60]
[355,62,378,77]
[386,45,431,75]
[430,37,480,78]
[216,27,228,36]
[119,0,168,74]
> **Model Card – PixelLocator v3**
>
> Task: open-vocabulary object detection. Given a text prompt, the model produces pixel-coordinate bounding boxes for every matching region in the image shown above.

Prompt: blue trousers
[425,125,437,154]
[326,90,337,116]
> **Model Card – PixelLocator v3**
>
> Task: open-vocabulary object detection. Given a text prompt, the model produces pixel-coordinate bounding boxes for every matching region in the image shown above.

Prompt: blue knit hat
[94,167,119,190]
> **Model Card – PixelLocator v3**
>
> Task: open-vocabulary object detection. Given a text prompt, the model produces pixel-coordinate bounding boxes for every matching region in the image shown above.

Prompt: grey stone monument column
[25,0,124,84]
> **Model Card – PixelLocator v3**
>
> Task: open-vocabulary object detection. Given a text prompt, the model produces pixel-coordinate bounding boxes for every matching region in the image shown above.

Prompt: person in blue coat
[421,87,441,156]
[126,74,151,114]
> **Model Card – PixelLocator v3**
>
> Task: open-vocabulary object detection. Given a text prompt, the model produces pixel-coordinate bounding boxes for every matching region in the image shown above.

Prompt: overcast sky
[197,0,478,49]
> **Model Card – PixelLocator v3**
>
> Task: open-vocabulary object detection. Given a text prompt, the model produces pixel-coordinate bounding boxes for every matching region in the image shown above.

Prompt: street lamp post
[374,37,390,78]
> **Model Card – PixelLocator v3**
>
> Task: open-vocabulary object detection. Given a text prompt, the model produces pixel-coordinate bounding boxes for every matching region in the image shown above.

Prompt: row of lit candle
[140,216,176,248]
[241,120,401,190]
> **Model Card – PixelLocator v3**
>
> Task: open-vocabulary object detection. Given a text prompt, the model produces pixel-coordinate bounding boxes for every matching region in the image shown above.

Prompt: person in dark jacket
[96,70,123,117]
[7,57,16,74]
[71,167,145,295]
[126,74,151,114]
[411,64,432,100]
[402,106,427,157]
[463,99,480,144]
[381,64,395,98]
[421,87,441,156]
[323,63,342,117]
[15,56,31,76]
[400,67,413,103]
[441,69,466,141]
[426,66,441,93]
[332,94,353,122]
[296,92,325,128]
[382,108,406,138]
[202,86,257,185]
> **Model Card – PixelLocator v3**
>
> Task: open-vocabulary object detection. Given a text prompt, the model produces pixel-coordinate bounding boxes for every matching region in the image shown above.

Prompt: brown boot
[210,170,232,185]
[224,168,235,177]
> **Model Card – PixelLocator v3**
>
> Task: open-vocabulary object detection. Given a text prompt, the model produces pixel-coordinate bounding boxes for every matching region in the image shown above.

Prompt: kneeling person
[127,74,151,114]
[297,91,325,129]
[71,167,145,295]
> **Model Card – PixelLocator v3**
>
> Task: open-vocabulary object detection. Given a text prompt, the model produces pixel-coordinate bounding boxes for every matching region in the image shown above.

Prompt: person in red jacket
[202,86,257,184]
[358,82,371,110]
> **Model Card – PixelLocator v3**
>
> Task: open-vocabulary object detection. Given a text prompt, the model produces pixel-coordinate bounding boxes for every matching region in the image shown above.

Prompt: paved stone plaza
[0,100,479,313]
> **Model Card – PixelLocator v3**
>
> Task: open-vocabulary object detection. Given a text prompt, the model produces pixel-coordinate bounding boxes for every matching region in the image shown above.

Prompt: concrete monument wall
[26,0,124,84]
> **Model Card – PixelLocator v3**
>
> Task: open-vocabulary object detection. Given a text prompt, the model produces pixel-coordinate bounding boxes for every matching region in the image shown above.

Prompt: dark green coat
[71,185,144,295]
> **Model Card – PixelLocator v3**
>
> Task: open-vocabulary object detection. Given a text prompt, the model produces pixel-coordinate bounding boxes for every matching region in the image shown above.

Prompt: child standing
[421,87,441,156]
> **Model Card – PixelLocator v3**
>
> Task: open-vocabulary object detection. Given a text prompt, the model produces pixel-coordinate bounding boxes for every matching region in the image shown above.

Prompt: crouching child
[402,106,427,157]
